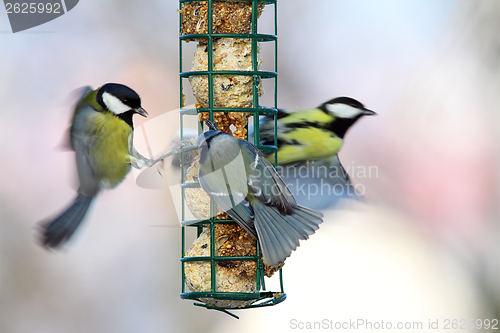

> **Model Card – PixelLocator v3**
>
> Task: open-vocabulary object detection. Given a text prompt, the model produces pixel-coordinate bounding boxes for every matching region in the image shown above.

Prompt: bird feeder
[178,0,283,318]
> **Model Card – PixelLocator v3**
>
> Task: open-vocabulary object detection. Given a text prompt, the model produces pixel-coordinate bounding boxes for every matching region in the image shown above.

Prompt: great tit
[39,83,173,249]
[189,124,324,265]
[253,97,376,210]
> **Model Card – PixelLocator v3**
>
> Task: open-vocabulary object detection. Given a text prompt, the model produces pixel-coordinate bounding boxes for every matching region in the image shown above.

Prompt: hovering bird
[253,97,376,210]
[39,83,175,249]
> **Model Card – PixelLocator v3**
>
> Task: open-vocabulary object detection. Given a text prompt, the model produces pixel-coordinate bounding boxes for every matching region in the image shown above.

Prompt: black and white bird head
[97,83,148,124]
[319,97,376,138]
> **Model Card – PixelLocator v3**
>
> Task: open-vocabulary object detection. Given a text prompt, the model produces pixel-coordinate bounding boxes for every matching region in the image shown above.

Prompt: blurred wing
[278,154,364,210]
[71,104,101,196]
[73,86,93,105]
[239,140,296,215]
[57,86,93,152]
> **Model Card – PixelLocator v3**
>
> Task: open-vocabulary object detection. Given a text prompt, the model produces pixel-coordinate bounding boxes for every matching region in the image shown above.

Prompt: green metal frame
[178,0,282,319]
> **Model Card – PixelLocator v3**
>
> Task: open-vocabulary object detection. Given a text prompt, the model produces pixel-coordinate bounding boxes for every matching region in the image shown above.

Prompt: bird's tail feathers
[288,205,324,237]
[39,194,94,249]
[253,203,323,266]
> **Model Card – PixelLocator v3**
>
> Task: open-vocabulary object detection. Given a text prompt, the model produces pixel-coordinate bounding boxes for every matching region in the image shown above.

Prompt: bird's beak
[135,107,148,117]
[362,108,376,116]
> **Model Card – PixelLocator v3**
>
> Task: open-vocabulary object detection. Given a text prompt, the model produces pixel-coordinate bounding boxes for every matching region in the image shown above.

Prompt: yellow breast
[90,113,132,188]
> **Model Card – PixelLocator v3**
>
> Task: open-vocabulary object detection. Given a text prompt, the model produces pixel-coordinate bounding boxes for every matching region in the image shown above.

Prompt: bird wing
[239,140,297,215]
[71,103,102,197]
[56,86,93,152]
[198,167,257,237]
[73,86,93,105]
[278,154,364,210]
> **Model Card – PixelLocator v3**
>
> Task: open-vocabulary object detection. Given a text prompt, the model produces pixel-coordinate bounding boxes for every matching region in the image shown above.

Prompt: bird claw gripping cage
[178,0,283,318]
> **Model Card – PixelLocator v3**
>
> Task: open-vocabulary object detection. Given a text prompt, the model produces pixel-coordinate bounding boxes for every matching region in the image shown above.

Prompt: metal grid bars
[178,0,283,318]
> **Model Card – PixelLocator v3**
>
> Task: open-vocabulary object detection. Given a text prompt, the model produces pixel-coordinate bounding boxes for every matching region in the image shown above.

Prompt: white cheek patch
[325,103,362,119]
[102,92,131,115]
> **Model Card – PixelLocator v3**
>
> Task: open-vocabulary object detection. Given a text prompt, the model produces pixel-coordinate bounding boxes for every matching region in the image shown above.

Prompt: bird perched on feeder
[38,83,176,249]
[188,120,324,265]
[252,97,376,210]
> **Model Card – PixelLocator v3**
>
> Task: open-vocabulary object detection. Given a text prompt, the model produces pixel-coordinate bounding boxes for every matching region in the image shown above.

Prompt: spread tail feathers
[253,203,324,266]
[39,194,94,249]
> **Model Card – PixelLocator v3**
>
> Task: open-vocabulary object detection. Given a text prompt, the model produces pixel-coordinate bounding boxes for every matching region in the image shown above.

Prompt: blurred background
[1,0,499,332]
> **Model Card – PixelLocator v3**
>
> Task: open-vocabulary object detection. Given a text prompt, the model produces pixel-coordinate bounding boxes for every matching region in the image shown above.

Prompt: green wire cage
[178,0,283,318]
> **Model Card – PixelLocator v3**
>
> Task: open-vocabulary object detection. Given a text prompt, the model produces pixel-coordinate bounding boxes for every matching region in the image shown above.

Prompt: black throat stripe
[118,110,135,128]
